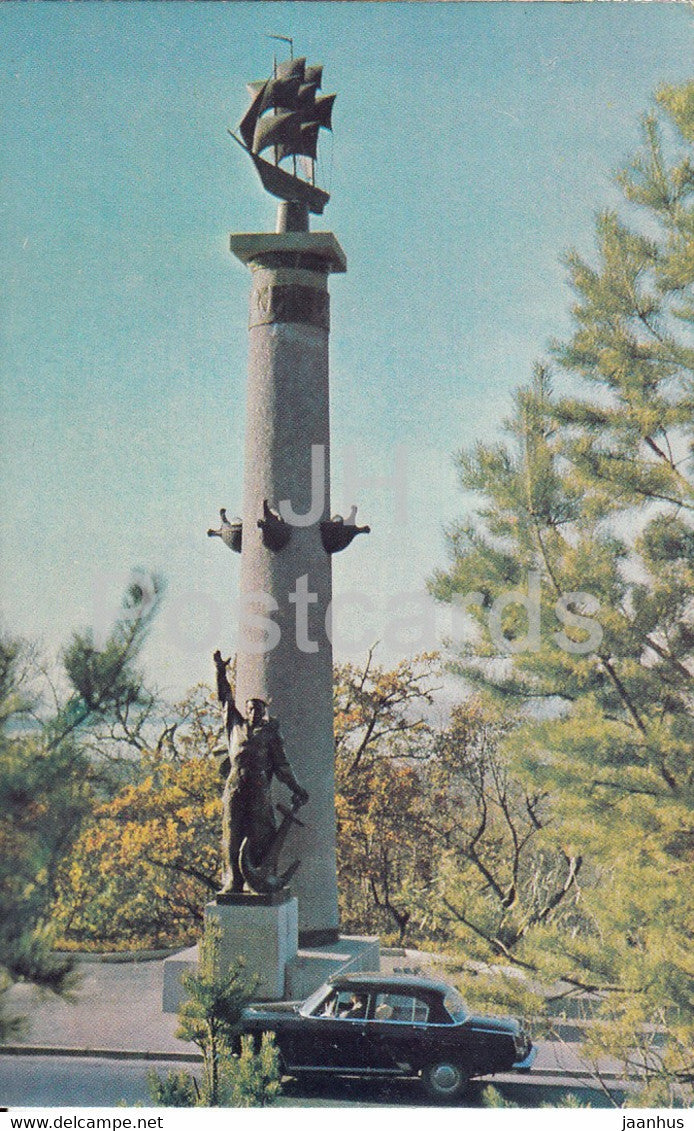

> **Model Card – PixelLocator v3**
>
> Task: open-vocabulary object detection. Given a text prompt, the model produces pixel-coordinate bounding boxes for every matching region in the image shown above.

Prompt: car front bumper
[511,1046,538,1073]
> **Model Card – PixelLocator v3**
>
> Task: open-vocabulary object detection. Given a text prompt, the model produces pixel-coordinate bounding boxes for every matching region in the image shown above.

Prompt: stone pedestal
[206,895,298,1001]
[162,944,200,1014]
[162,895,298,1012]
[285,934,381,1001]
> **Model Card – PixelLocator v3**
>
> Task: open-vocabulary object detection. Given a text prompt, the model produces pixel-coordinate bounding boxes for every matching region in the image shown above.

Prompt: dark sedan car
[239,972,536,1100]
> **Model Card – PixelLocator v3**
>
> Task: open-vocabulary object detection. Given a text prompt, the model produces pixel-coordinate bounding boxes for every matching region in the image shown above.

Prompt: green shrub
[146,1069,198,1107]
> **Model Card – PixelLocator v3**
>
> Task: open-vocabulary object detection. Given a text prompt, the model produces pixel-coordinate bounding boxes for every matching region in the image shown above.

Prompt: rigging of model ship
[229,54,336,215]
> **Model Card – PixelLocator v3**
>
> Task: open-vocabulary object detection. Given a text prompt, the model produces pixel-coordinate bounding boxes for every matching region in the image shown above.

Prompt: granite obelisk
[229,211,346,944]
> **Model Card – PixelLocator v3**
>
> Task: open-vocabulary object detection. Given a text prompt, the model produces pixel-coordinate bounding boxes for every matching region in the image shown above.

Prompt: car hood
[463,1013,520,1035]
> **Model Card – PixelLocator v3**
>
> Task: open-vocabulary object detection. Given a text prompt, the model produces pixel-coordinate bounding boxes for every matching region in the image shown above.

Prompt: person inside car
[339,992,367,1019]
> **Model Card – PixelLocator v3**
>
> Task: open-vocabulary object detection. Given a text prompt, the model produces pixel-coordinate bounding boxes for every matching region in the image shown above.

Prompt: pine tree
[0,576,162,1041]
[430,81,694,1104]
[176,923,257,1106]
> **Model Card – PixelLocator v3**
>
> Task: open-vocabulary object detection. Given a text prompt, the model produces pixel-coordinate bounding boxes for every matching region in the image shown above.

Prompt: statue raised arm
[213,649,243,737]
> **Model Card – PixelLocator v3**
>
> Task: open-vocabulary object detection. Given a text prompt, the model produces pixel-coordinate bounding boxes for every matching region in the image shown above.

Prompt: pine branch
[600,657,648,734]
[645,634,693,681]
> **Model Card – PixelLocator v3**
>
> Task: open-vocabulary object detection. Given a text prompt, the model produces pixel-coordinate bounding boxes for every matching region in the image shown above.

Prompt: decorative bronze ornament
[257,499,291,552]
[320,505,371,554]
[207,508,242,553]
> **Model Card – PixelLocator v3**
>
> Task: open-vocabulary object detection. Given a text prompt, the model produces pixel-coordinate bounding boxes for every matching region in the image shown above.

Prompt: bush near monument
[146,924,282,1107]
[54,748,220,950]
[53,682,226,950]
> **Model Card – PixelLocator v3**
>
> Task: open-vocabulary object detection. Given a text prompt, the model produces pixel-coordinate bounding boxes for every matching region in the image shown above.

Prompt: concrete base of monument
[207,894,299,1001]
[162,895,298,1011]
[162,897,379,1012]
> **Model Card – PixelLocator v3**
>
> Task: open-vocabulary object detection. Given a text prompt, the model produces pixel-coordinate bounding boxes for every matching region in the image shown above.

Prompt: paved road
[0,1055,624,1110]
[0,1056,178,1109]
[5,963,187,1058]
[1,956,629,1109]
[4,960,616,1076]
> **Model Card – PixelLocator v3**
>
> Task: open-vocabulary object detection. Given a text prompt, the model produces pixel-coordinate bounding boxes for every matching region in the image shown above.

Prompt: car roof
[327,972,453,996]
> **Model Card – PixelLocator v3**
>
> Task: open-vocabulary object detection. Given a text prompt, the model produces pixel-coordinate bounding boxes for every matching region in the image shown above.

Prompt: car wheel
[421,1060,469,1102]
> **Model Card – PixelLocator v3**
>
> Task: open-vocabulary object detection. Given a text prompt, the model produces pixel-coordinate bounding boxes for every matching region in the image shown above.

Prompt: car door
[284,989,371,1071]
[361,992,432,1073]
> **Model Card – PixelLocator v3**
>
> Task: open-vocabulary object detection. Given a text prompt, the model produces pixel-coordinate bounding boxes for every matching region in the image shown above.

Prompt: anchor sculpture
[239,796,307,894]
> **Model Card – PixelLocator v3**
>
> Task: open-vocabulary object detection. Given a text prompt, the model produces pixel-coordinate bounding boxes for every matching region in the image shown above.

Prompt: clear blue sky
[1,2,691,696]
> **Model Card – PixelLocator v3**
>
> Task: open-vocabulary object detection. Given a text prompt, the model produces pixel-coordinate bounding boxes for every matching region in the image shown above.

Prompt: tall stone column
[229,220,346,945]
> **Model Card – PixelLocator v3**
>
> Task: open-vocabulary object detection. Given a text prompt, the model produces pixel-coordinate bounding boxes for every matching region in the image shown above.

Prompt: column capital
[229,231,347,274]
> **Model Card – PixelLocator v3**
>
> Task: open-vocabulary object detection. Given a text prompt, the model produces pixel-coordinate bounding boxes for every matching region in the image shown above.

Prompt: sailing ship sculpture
[230,54,335,215]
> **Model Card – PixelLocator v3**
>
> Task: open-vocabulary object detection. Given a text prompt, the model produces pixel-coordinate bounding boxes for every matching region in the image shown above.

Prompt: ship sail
[233,55,335,215]
[275,56,306,82]
[296,82,319,108]
[304,64,323,88]
[252,110,301,157]
[239,82,267,150]
[258,76,302,115]
[313,93,335,131]
[276,122,320,164]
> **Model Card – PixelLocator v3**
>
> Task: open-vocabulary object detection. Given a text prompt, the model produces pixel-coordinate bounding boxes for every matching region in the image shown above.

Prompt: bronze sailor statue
[213,650,309,896]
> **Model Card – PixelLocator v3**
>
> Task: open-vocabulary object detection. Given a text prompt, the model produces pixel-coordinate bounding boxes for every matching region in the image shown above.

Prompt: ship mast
[268,35,297,177]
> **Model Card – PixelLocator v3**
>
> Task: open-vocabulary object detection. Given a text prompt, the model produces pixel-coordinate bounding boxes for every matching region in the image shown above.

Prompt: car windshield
[299,982,333,1018]
[443,988,468,1022]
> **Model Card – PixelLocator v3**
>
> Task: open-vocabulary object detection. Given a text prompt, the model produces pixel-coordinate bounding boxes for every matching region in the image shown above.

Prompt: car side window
[442,989,467,1022]
[373,993,429,1023]
[319,991,341,1016]
[317,990,369,1018]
